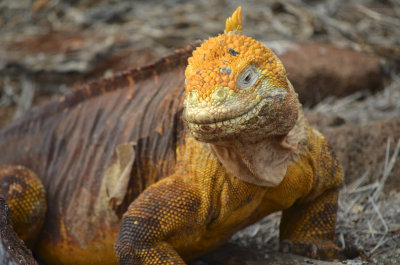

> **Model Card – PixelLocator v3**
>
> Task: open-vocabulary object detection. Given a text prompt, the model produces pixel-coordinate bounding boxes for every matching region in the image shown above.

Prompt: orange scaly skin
[115,7,344,264]
[0,7,345,264]
[116,126,344,264]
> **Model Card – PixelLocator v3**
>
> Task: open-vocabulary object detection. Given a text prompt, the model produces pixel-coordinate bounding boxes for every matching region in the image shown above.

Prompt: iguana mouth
[184,91,262,126]
[185,98,262,124]
[184,96,268,136]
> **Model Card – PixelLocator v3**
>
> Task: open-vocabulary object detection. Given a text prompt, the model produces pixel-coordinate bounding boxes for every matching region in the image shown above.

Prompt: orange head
[184,7,299,143]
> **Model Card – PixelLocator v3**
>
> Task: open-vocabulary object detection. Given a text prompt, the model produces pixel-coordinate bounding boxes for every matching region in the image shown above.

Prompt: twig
[355,4,400,27]
[367,220,376,241]
[368,196,388,234]
[351,182,379,194]
[343,170,370,193]
[370,237,389,254]
[338,232,345,249]
[372,138,400,200]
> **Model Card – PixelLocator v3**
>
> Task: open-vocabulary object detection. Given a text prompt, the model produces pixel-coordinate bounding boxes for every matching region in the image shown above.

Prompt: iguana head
[184,7,299,144]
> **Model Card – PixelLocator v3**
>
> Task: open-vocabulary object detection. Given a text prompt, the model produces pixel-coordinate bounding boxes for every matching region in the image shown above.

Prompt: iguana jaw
[184,84,290,143]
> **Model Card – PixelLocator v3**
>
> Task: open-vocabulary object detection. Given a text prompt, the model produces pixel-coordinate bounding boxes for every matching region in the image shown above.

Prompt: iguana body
[0,47,193,264]
[0,7,344,264]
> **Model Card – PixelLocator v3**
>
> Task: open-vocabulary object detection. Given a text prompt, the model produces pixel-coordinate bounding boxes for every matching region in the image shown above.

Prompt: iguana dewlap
[0,7,345,265]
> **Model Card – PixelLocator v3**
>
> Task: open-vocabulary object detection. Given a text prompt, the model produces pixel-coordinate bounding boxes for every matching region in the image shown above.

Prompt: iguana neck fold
[211,106,307,187]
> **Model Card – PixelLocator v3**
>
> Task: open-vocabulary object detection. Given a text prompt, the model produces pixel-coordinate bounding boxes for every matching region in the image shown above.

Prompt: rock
[319,117,400,188]
[2,31,157,76]
[269,42,384,107]
[306,112,346,128]
[0,196,38,265]
[2,32,115,73]
[0,31,157,103]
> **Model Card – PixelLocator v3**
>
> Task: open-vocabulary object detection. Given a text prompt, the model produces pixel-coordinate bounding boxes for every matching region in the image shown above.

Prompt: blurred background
[1,0,400,264]
[1,0,399,126]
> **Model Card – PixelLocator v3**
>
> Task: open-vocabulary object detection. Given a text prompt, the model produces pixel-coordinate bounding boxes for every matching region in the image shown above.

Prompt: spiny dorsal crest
[224,6,242,34]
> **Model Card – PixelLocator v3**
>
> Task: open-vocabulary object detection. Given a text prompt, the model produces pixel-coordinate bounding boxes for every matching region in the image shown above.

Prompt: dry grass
[311,73,400,125]
[337,138,400,259]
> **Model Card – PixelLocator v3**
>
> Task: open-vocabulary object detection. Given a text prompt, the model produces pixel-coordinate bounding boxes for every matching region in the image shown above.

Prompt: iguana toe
[280,239,344,260]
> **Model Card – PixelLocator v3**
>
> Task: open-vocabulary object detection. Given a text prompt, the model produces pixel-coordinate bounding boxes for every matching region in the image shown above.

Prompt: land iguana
[0,7,347,264]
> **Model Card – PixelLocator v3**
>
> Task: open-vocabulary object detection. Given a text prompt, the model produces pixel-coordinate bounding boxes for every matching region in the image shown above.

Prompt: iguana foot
[280,239,362,260]
[279,189,349,261]
[280,239,343,260]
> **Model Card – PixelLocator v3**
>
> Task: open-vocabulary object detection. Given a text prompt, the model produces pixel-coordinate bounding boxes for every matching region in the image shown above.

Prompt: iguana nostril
[211,87,229,102]
[216,89,225,98]
[189,93,196,101]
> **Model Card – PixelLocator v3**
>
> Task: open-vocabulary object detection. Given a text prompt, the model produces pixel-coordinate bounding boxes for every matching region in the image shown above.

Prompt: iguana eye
[237,66,259,90]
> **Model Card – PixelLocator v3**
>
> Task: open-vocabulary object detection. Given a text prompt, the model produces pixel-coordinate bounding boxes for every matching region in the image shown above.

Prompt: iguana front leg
[114,175,208,265]
[279,188,342,260]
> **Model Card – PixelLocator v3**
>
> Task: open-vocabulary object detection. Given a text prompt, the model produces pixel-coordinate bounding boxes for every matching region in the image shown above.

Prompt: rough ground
[0,0,399,264]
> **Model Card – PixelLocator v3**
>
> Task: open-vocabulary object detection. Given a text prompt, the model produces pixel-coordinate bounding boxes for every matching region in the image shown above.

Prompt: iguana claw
[280,239,362,261]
